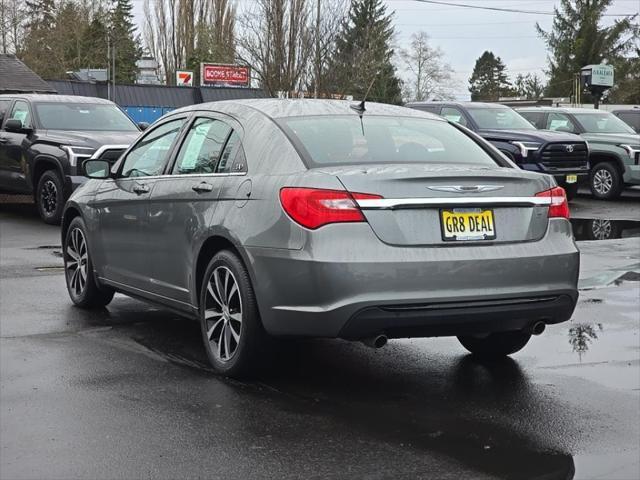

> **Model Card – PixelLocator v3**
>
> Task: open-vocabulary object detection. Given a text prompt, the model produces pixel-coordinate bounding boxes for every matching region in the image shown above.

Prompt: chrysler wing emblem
[427,185,504,193]
[566,145,574,153]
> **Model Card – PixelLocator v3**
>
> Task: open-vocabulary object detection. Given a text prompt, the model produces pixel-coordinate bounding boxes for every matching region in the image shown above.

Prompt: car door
[0,99,33,193]
[147,114,247,308]
[92,116,188,294]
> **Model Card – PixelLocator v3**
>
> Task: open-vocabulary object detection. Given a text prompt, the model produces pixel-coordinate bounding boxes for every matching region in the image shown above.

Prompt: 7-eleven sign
[176,70,193,87]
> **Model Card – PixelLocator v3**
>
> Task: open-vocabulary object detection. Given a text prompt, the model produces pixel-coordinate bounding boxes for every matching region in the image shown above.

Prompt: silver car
[62,100,579,377]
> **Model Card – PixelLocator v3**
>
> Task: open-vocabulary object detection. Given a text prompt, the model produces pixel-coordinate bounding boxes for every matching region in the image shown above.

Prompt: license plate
[441,208,496,241]
[566,174,578,184]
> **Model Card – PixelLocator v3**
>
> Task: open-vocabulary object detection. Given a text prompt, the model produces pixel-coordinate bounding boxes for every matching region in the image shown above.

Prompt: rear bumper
[246,218,580,339]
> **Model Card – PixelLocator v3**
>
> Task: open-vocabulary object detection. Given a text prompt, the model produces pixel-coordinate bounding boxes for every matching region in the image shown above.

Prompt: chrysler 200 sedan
[62,100,579,377]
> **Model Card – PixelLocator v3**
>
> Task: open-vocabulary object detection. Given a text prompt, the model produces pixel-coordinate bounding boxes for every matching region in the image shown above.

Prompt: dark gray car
[62,100,579,377]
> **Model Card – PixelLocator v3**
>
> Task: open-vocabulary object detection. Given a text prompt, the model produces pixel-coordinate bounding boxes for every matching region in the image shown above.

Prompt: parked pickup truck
[517,107,640,200]
[0,94,142,223]
[406,102,590,199]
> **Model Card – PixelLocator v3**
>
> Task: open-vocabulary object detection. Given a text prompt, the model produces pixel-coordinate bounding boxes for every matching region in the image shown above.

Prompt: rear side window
[279,115,499,168]
[441,107,468,126]
[616,112,640,132]
[519,111,545,129]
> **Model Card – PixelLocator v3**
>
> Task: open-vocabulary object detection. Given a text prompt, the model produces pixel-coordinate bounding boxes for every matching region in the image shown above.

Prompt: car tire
[457,330,532,357]
[64,216,115,308]
[563,182,579,201]
[36,170,65,224]
[589,162,623,200]
[199,250,267,377]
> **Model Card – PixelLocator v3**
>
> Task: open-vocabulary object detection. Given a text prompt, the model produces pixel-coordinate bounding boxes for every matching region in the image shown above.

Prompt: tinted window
[8,100,31,128]
[615,112,640,132]
[546,112,578,133]
[466,107,535,130]
[280,115,498,167]
[519,111,545,129]
[172,118,232,175]
[0,99,11,123]
[121,118,185,177]
[573,112,637,134]
[411,105,440,114]
[440,107,467,126]
[217,131,246,173]
[35,103,138,131]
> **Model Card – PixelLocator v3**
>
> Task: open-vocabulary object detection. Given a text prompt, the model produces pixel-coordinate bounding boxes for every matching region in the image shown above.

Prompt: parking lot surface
[1,191,639,480]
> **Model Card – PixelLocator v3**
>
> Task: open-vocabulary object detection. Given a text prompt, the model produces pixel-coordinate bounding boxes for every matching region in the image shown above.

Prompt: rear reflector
[279,188,382,229]
[535,186,570,219]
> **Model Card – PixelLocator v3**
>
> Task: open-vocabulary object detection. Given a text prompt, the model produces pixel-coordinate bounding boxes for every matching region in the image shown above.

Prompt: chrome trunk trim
[356,196,551,209]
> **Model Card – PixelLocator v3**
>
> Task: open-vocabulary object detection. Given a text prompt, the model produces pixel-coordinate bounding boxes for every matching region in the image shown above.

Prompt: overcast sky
[131,0,640,99]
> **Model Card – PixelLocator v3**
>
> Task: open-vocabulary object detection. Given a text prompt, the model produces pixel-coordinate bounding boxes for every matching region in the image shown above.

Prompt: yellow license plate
[566,174,578,184]
[441,209,496,241]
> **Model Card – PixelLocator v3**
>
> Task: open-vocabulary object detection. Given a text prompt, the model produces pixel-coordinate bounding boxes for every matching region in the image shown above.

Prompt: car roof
[406,101,510,110]
[0,94,116,105]
[173,98,445,121]
[516,106,618,115]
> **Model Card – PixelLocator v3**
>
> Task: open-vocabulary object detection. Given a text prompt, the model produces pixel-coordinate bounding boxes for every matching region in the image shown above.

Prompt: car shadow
[82,301,577,480]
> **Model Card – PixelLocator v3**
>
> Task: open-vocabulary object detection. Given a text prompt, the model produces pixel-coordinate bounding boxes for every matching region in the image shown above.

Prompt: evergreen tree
[109,0,141,83]
[20,0,59,78]
[513,73,545,100]
[468,51,513,101]
[329,0,402,104]
[537,0,639,101]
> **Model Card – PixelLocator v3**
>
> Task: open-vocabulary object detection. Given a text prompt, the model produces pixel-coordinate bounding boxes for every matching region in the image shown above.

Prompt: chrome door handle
[133,183,150,195]
[0,137,8,143]
[192,182,213,193]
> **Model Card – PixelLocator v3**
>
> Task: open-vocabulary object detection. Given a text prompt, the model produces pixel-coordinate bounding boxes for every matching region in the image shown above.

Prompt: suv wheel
[200,250,268,377]
[457,330,531,357]
[590,162,623,200]
[64,216,115,308]
[36,170,65,224]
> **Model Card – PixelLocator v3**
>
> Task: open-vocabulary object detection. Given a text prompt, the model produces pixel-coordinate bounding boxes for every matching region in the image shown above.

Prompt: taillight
[279,187,382,229]
[535,186,570,219]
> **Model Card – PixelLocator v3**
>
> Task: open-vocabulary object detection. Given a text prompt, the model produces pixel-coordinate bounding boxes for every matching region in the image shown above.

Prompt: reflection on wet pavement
[568,323,603,360]
[571,218,640,241]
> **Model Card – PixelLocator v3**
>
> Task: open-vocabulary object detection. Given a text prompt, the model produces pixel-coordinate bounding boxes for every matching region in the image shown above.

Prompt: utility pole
[107,33,111,101]
[112,38,116,104]
[314,0,320,98]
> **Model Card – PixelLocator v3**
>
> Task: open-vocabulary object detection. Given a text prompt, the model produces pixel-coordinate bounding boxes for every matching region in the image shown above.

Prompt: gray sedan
[62,100,579,377]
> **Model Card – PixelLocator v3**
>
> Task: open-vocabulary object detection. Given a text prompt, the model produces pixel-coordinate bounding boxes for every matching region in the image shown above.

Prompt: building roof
[0,54,56,93]
[47,80,267,108]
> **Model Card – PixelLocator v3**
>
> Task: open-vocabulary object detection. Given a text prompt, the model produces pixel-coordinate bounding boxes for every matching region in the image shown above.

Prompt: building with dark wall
[47,80,267,123]
[0,54,56,94]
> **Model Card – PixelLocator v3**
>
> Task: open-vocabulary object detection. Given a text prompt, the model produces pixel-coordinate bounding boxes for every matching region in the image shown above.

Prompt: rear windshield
[279,115,499,167]
[35,103,139,131]
[573,112,637,135]
[467,107,536,130]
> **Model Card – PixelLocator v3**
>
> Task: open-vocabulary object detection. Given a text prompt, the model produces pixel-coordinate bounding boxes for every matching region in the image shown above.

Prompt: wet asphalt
[0,190,639,480]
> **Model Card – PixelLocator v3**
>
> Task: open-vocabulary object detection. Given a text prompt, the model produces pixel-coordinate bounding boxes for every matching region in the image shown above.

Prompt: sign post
[200,63,250,88]
[580,64,614,109]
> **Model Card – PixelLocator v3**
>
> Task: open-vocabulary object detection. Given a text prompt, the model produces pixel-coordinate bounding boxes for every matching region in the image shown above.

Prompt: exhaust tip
[531,321,546,336]
[362,334,388,349]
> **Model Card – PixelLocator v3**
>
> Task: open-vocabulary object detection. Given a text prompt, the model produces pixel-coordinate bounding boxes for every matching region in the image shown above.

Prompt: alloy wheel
[592,169,613,195]
[204,266,243,362]
[41,180,58,215]
[66,228,88,297]
[591,219,612,240]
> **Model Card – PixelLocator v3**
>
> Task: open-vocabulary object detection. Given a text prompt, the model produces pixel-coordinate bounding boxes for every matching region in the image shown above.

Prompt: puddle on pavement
[571,218,640,241]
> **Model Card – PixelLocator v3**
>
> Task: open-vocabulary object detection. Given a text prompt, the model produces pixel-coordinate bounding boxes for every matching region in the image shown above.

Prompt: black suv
[406,102,589,198]
[0,94,141,223]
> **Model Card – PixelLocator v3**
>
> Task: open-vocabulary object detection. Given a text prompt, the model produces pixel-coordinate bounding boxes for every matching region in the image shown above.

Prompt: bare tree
[237,0,312,95]
[144,0,235,84]
[0,0,26,54]
[398,31,456,102]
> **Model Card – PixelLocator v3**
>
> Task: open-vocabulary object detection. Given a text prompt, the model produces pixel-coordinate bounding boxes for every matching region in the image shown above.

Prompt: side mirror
[4,119,32,133]
[82,159,111,179]
[137,122,149,131]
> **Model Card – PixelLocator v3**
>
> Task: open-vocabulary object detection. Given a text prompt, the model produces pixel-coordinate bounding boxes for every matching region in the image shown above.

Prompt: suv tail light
[535,186,569,219]
[279,187,382,229]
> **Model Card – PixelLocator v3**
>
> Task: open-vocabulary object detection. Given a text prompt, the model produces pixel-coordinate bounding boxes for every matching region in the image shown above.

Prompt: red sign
[201,64,250,87]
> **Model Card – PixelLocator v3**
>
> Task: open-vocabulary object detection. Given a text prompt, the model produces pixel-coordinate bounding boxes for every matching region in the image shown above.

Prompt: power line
[407,0,639,16]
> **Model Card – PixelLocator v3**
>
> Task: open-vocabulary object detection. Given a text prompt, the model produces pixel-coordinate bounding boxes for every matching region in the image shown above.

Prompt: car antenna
[350,75,377,135]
